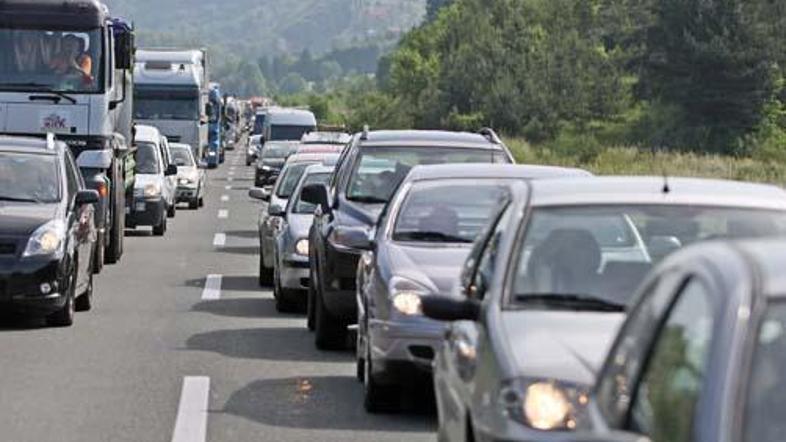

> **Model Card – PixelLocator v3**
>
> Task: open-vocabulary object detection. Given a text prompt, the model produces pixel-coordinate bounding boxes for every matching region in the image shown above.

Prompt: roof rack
[361,125,370,141]
[45,133,56,150]
[478,127,503,145]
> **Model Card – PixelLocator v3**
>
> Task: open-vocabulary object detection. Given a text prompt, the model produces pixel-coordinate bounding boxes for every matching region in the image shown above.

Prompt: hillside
[105,0,425,56]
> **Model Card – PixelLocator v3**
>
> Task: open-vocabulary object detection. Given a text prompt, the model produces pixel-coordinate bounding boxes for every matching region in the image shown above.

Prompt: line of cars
[248,121,786,441]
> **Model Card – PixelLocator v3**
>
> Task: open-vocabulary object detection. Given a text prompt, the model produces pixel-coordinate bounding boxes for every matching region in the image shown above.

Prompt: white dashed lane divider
[201,274,222,300]
[220,195,229,202]
[224,185,232,190]
[218,210,228,219]
[171,376,210,442]
[212,233,226,247]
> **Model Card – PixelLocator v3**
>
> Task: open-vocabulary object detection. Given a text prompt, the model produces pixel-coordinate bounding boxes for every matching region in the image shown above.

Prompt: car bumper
[176,186,199,202]
[0,258,69,315]
[280,257,310,291]
[321,245,361,320]
[369,318,445,375]
[126,198,166,227]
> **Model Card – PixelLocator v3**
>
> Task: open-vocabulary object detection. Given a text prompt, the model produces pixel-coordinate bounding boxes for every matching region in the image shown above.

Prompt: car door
[64,151,93,289]
[159,136,175,205]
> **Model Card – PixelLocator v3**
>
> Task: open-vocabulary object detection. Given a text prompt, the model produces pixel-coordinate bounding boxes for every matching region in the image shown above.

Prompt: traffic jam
[1,1,785,442]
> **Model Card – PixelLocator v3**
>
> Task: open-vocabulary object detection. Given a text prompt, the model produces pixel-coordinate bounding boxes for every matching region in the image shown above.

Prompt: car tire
[198,196,205,208]
[47,268,76,327]
[306,265,317,331]
[246,159,252,166]
[153,216,167,236]
[314,286,347,350]
[364,344,397,413]
[274,271,298,313]
[105,212,122,265]
[167,203,176,218]
[189,198,199,210]
[75,271,93,312]
[356,329,365,382]
[258,248,273,286]
[92,237,104,275]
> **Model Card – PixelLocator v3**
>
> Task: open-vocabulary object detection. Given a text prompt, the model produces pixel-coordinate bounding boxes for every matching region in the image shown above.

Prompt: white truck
[133,49,208,160]
[0,0,136,264]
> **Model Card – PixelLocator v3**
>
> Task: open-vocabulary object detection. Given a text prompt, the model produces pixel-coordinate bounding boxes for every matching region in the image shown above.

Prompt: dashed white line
[171,376,210,442]
[218,209,228,219]
[227,177,233,183]
[212,233,226,247]
[220,195,229,202]
[228,171,235,176]
[201,274,222,300]
[224,185,232,190]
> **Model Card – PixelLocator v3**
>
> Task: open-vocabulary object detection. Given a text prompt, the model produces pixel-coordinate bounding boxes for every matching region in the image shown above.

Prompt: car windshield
[270,124,315,141]
[393,180,509,243]
[134,88,200,120]
[346,147,504,203]
[745,302,786,442]
[262,143,297,160]
[253,114,266,135]
[512,205,786,309]
[275,163,312,198]
[134,143,160,174]
[170,148,194,167]
[0,28,102,93]
[0,152,60,203]
[294,172,332,214]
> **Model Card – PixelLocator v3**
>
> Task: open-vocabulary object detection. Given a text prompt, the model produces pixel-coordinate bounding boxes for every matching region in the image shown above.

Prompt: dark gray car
[580,238,786,442]
[272,164,335,312]
[354,164,592,412]
[421,176,786,441]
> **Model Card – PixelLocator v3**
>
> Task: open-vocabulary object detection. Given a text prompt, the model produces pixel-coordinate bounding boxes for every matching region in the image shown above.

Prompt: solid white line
[218,209,228,219]
[171,376,210,442]
[201,274,222,300]
[212,233,226,247]
[220,195,229,202]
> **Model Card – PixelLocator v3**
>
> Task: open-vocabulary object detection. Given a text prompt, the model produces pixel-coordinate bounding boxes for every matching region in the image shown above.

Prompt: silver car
[169,143,206,209]
[421,176,786,441]
[246,134,262,166]
[272,164,335,312]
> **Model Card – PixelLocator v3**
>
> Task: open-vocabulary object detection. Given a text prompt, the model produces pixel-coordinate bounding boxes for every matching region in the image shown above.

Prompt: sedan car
[170,143,206,210]
[354,164,591,412]
[420,176,786,442]
[254,140,299,187]
[272,164,335,312]
[0,135,99,327]
[303,129,514,350]
[563,238,786,442]
[249,152,340,285]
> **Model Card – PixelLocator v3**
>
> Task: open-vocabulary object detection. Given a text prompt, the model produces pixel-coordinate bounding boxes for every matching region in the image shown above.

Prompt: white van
[263,109,317,144]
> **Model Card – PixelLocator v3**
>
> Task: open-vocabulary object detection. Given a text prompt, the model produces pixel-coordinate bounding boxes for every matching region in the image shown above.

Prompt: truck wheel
[315,287,347,350]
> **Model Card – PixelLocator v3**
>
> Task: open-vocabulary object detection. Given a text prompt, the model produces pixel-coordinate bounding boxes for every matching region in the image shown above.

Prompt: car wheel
[92,237,104,275]
[189,198,199,210]
[167,203,176,218]
[356,329,366,382]
[306,265,317,331]
[258,247,273,286]
[47,268,76,327]
[364,344,397,413]
[153,216,167,236]
[105,212,122,264]
[75,271,93,312]
[314,286,347,350]
[274,270,298,313]
[246,159,252,166]
[198,196,205,208]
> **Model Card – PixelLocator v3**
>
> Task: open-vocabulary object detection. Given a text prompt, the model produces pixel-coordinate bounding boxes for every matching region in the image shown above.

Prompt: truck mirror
[114,31,134,70]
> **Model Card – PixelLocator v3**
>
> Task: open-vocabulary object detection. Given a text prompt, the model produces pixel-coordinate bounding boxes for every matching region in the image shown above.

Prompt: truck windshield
[134,88,200,121]
[0,28,103,93]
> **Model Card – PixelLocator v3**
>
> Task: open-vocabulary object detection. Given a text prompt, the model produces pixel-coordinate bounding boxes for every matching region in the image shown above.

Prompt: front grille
[409,345,435,360]
[0,242,15,255]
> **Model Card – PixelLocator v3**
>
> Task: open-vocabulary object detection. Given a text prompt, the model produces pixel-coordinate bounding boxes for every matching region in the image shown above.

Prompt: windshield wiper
[514,293,625,312]
[395,231,473,243]
[348,195,388,204]
[0,196,39,203]
[29,90,77,105]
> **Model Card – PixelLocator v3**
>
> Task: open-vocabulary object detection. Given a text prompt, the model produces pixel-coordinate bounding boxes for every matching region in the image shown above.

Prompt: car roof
[0,135,60,156]
[303,164,334,175]
[405,164,592,182]
[287,152,340,164]
[134,125,161,144]
[301,131,351,144]
[360,130,502,150]
[169,143,192,150]
[266,108,317,125]
[528,176,786,210]
[296,144,344,154]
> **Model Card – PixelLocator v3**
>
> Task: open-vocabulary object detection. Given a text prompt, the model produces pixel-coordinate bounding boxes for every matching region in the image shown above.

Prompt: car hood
[500,311,625,385]
[135,174,164,188]
[177,166,199,180]
[0,203,60,236]
[386,243,471,294]
[286,213,314,236]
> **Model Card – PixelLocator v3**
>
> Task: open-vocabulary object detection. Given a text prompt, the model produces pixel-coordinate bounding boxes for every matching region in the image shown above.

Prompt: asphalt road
[0,150,435,442]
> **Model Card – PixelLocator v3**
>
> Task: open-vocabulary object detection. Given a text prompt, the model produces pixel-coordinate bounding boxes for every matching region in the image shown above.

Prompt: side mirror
[332,226,374,251]
[114,30,134,70]
[75,189,100,206]
[301,184,330,213]
[248,187,271,202]
[165,164,178,176]
[421,296,481,322]
[647,235,682,261]
[268,204,285,217]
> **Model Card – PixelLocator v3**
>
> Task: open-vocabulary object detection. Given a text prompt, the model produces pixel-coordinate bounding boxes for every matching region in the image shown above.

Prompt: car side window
[628,278,716,442]
[466,205,511,300]
[64,152,80,202]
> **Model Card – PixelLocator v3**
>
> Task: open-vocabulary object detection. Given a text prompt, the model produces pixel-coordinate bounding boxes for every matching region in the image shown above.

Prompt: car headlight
[498,379,589,431]
[261,165,272,171]
[23,219,66,258]
[144,183,162,198]
[392,292,423,316]
[208,151,217,157]
[295,239,309,256]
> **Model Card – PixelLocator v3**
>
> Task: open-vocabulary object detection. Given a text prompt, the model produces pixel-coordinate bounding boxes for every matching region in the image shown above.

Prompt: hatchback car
[302,129,514,350]
[170,143,206,209]
[254,140,300,187]
[0,135,99,326]
[354,164,591,412]
[272,164,335,312]
[250,152,340,285]
[127,135,178,236]
[246,134,262,166]
[577,238,786,442]
[420,176,786,442]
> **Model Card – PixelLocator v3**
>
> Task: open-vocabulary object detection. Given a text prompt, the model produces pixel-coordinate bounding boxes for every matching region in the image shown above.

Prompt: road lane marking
[171,376,210,442]
[212,233,226,247]
[224,185,232,190]
[218,210,228,219]
[227,177,233,183]
[228,171,235,176]
[202,275,222,300]
[221,195,229,202]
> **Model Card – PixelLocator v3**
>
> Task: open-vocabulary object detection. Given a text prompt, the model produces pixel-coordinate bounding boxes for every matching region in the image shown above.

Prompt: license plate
[135,202,146,211]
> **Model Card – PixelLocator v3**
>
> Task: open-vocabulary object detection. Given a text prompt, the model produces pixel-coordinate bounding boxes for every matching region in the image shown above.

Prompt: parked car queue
[247,122,786,442]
